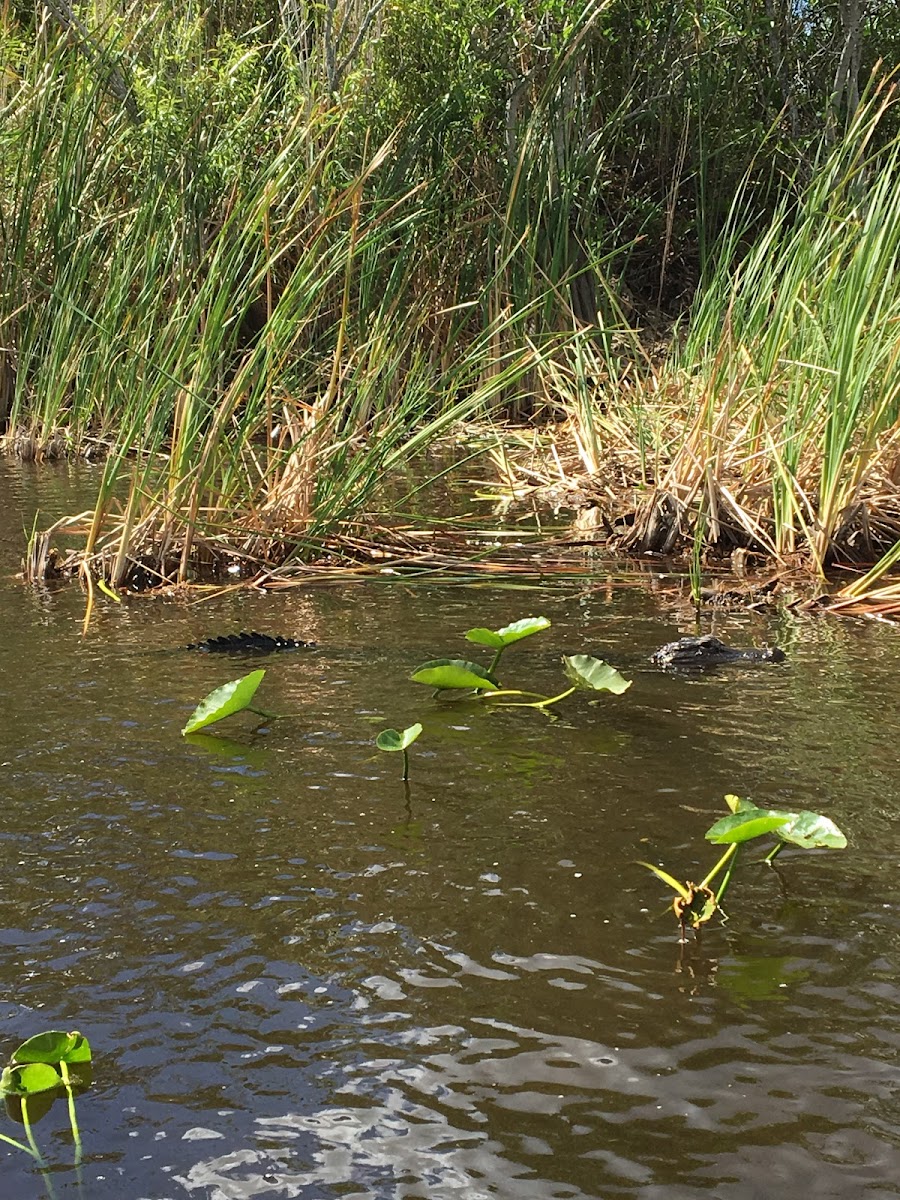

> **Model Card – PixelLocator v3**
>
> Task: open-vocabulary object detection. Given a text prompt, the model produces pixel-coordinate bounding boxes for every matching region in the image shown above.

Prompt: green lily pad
[464,628,505,649]
[376,723,423,752]
[182,669,266,734]
[776,810,847,850]
[410,659,500,691]
[465,617,551,649]
[0,1063,61,1097]
[12,1030,91,1065]
[706,807,796,844]
[562,655,632,694]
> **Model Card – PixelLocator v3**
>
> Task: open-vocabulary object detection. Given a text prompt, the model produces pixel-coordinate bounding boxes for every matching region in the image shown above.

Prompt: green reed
[608,79,900,571]
[7,6,899,585]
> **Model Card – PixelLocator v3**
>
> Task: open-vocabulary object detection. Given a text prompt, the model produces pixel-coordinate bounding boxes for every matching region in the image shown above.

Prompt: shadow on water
[1,459,899,1199]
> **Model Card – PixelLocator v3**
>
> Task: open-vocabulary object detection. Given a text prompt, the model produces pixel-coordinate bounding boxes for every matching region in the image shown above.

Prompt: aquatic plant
[411,617,630,709]
[478,81,900,598]
[622,90,900,577]
[640,794,848,938]
[10,4,900,605]
[375,723,423,782]
[410,659,501,694]
[464,617,551,676]
[0,1030,91,1174]
[689,514,706,608]
[412,615,518,693]
[181,670,270,735]
[8,14,582,598]
[706,794,848,863]
[411,651,631,711]
[638,844,740,940]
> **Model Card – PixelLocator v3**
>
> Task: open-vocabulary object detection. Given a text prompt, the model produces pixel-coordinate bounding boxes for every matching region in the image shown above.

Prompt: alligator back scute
[186,631,315,652]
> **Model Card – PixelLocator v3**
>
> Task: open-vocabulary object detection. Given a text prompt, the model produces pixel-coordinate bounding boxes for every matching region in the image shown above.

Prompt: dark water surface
[1,460,899,1200]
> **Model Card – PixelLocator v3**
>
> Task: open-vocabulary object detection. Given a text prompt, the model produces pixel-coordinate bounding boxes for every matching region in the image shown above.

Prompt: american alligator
[186,631,316,652]
[650,634,785,669]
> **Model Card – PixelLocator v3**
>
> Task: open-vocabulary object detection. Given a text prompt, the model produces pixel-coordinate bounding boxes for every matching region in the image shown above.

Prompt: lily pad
[465,617,551,649]
[182,669,266,735]
[13,1031,91,1066]
[562,655,632,694]
[0,1063,61,1097]
[410,659,500,691]
[776,810,847,850]
[706,807,796,844]
[376,724,423,752]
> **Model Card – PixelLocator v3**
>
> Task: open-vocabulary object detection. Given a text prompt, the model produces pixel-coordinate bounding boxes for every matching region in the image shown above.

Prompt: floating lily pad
[410,659,500,691]
[465,617,551,649]
[706,807,796,844]
[562,655,632,694]
[708,803,847,849]
[776,810,847,850]
[0,1063,61,1097]
[182,670,266,734]
[12,1031,91,1066]
[376,724,423,752]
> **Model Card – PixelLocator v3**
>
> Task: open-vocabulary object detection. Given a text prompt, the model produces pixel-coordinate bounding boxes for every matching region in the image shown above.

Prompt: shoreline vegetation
[3,2,900,618]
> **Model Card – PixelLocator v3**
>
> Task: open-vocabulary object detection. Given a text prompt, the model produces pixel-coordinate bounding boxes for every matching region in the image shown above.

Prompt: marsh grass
[520,80,900,583]
[4,9,621,589]
[6,7,900,600]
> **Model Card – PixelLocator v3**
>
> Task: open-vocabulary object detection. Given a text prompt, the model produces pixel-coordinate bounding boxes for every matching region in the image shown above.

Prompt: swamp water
[1,461,899,1200]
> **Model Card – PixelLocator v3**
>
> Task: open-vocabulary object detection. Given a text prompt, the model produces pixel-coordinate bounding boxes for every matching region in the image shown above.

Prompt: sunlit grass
[2,10,618,586]
[6,7,900,599]
[545,80,900,578]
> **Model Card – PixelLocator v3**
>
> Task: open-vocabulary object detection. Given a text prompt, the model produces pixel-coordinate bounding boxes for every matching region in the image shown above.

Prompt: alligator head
[651,634,785,669]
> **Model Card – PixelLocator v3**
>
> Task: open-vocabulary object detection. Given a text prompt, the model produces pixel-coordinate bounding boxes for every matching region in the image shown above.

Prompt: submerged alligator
[650,634,785,669]
[186,631,316,652]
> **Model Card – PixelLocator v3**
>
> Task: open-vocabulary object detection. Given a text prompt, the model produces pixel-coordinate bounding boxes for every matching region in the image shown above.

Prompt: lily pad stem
[487,691,578,705]
[487,647,505,677]
[711,844,741,906]
[480,688,547,703]
[21,1096,46,1168]
[700,842,739,893]
[0,1129,34,1156]
[60,1061,83,1166]
[533,685,577,708]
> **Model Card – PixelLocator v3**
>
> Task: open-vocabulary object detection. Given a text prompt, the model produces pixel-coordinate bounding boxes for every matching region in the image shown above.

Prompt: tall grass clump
[4,4,617,587]
[616,81,900,573]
